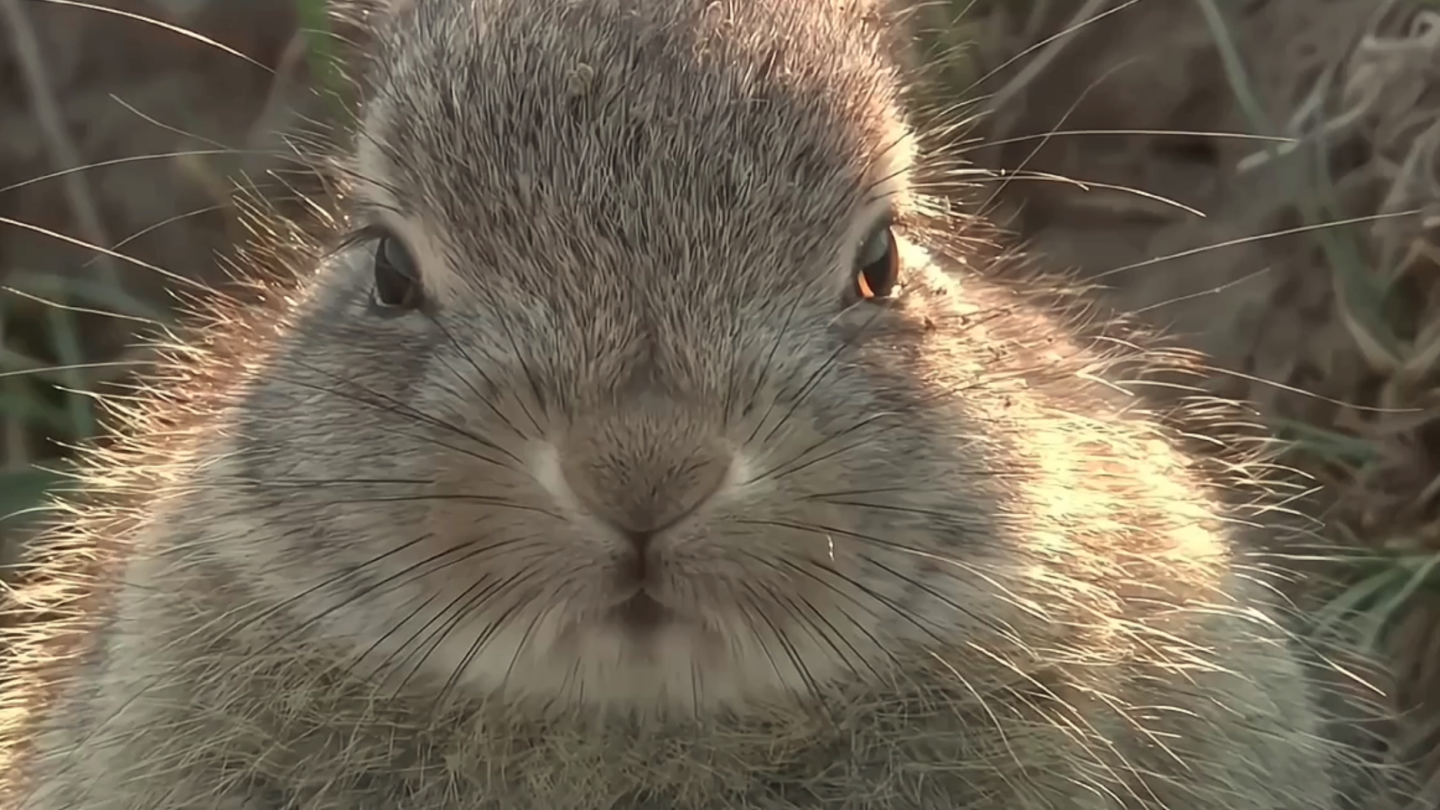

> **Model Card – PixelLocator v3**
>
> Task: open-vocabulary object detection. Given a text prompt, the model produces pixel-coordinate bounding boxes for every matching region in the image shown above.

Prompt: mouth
[610,591,671,630]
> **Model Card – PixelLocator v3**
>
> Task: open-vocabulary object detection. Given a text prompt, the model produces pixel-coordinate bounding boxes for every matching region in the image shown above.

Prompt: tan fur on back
[0,0,1407,807]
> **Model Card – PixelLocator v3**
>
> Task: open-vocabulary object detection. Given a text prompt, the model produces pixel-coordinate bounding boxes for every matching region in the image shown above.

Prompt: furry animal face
[219,0,1063,717]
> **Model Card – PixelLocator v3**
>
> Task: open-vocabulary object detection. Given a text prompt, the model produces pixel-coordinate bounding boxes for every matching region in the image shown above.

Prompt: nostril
[626,529,654,557]
[627,527,656,550]
[621,531,654,584]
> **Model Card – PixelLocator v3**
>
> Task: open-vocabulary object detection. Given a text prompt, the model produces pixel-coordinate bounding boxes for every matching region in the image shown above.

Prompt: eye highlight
[369,230,424,313]
[852,220,899,302]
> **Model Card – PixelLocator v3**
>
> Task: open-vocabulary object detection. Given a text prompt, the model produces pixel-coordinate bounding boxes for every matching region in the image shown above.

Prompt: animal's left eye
[370,230,424,313]
[853,222,899,301]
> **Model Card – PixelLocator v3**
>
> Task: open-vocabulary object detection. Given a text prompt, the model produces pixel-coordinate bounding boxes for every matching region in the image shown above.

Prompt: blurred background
[3,0,1440,799]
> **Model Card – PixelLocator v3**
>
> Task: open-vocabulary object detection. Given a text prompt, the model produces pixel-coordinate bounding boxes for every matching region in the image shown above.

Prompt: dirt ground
[4,0,1440,798]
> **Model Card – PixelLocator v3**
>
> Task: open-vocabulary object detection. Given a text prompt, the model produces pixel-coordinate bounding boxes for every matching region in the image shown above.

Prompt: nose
[624,529,655,558]
[559,413,732,546]
[567,446,731,540]
[620,529,657,583]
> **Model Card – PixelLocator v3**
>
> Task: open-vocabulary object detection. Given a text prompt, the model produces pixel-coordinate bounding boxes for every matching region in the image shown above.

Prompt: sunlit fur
[0,0,1408,808]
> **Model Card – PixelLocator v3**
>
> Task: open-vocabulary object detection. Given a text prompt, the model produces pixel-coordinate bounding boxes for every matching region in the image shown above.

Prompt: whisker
[490,593,553,706]
[964,0,1141,111]
[34,0,271,72]
[107,95,237,152]
[0,217,232,299]
[0,360,150,382]
[740,294,806,444]
[1128,266,1274,317]
[361,557,538,688]
[316,494,561,521]
[978,58,1140,220]
[979,129,1297,149]
[742,579,823,700]
[422,312,530,443]
[734,516,1016,641]
[1,286,163,327]
[734,592,802,701]
[923,170,1207,220]
[340,590,445,683]
[91,204,235,272]
[754,305,887,448]
[392,565,545,697]
[753,413,901,484]
[805,496,992,525]
[741,550,883,678]
[1091,209,1422,282]
[0,150,293,196]
[267,362,522,468]
[234,535,546,688]
[34,524,459,793]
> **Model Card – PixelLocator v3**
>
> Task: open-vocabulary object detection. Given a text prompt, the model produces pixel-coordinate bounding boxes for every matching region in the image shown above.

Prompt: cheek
[414,312,568,435]
[686,308,1032,614]
[420,432,618,590]
[662,480,877,602]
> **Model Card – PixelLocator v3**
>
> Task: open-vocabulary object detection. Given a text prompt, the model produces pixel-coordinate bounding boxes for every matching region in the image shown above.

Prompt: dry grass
[0,0,323,548]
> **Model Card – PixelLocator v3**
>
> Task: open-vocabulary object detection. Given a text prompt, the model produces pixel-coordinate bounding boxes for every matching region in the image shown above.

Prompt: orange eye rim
[856,269,877,299]
[853,224,899,301]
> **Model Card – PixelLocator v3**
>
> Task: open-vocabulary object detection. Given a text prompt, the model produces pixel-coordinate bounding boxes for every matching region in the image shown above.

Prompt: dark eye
[370,231,423,312]
[853,222,898,301]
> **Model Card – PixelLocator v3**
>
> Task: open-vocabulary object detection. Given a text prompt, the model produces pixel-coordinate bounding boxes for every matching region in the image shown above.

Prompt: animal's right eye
[370,232,424,313]
[851,220,899,303]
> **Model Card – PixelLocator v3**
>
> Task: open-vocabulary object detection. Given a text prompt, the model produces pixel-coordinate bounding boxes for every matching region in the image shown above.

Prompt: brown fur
[0,0,1407,807]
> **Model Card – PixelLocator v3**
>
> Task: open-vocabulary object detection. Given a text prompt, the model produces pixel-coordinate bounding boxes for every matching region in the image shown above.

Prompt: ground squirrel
[0,0,1402,807]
